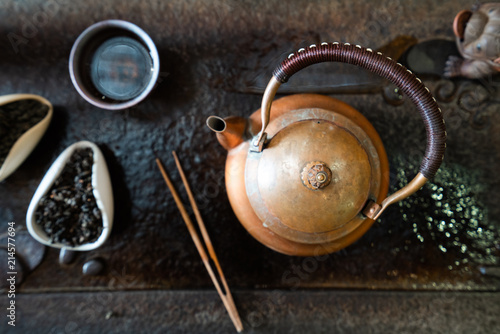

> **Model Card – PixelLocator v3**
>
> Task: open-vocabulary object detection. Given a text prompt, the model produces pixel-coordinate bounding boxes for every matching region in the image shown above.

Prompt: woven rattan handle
[256,42,446,219]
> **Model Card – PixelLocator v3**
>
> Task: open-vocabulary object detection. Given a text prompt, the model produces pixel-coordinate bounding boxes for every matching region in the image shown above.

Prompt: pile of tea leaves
[35,148,103,246]
[0,99,49,167]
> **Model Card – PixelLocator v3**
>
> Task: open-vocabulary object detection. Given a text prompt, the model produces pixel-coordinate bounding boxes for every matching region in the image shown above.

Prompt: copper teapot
[207,43,446,256]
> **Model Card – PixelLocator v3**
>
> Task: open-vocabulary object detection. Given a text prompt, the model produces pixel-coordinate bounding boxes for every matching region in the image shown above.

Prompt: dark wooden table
[1,0,499,333]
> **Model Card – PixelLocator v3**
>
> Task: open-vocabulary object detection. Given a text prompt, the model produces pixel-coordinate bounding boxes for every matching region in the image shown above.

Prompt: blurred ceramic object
[26,141,114,251]
[0,94,53,182]
[445,3,500,78]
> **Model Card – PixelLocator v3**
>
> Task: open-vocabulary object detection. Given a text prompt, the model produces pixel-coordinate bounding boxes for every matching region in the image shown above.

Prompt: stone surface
[0,2,498,332]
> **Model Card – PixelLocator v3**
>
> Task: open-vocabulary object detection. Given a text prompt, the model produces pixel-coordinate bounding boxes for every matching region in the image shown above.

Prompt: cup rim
[69,20,160,110]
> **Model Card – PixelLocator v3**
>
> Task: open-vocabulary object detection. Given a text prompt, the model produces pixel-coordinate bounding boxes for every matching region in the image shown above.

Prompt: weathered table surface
[1,0,499,333]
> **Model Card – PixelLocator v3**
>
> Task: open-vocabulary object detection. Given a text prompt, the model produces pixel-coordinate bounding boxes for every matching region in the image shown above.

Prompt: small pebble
[59,248,76,265]
[0,248,25,288]
[0,231,46,272]
[82,258,104,276]
[16,233,46,271]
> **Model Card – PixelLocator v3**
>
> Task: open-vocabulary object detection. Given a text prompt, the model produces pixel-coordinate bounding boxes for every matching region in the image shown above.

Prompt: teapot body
[221,94,389,256]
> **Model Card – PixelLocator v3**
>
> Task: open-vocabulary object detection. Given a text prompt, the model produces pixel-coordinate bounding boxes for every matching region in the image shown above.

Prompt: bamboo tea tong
[156,151,243,332]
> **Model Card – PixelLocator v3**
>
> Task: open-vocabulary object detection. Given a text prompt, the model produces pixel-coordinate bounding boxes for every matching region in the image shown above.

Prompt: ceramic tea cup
[0,94,53,182]
[26,141,114,251]
[69,20,160,110]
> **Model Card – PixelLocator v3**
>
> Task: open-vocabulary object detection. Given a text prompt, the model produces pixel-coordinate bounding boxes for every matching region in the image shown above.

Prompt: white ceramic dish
[26,141,114,251]
[0,94,53,182]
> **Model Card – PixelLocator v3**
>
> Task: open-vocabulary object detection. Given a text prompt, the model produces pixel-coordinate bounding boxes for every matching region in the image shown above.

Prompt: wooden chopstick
[156,154,243,332]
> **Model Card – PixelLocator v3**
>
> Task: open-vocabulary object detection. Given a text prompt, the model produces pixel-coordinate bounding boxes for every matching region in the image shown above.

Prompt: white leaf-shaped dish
[0,94,53,182]
[26,141,114,251]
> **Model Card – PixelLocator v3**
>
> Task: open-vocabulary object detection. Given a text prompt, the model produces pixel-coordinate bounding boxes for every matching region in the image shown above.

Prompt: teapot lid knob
[301,161,332,190]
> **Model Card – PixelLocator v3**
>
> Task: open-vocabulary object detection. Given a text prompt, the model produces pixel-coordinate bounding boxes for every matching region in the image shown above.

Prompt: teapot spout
[206,116,248,151]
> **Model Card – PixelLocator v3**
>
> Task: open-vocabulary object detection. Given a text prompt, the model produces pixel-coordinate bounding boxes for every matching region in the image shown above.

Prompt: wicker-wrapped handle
[256,42,446,219]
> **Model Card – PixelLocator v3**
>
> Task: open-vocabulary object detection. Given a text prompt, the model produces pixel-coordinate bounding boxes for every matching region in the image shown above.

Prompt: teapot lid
[245,107,384,244]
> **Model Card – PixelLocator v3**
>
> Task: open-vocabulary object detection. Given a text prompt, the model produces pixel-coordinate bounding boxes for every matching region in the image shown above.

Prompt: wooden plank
[3,290,499,333]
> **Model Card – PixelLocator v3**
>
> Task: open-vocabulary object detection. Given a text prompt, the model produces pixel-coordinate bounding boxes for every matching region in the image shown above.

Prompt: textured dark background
[0,0,499,333]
